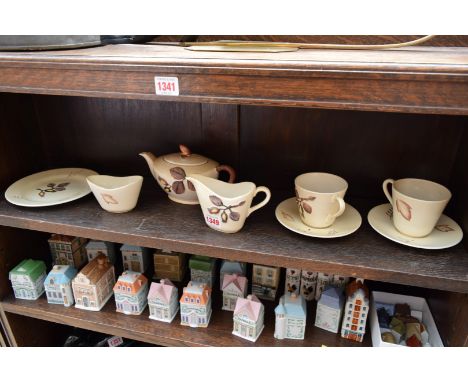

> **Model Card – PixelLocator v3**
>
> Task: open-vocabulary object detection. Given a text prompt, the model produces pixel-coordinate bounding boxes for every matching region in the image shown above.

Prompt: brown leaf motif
[36,181,70,197]
[295,191,316,218]
[302,202,312,214]
[209,195,223,206]
[187,180,196,191]
[435,224,455,232]
[229,211,240,221]
[206,195,245,224]
[172,181,185,194]
[208,207,220,214]
[170,167,186,180]
[101,193,118,205]
[396,199,412,221]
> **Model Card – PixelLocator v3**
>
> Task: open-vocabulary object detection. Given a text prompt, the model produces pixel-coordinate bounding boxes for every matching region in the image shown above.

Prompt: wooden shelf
[0,44,468,114]
[0,185,466,293]
[0,293,369,347]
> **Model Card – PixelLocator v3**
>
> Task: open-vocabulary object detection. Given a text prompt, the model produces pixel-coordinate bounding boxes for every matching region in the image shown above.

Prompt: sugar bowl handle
[216,165,236,183]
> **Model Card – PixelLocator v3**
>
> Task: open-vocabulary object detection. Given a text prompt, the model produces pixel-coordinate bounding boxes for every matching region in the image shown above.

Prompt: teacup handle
[327,196,346,223]
[247,186,271,217]
[216,165,236,183]
[383,178,394,205]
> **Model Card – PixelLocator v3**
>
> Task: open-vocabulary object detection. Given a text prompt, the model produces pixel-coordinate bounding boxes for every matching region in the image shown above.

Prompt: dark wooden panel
[0,45,467,115]
[0,93,45,190]
[33,96,203,176]
[239,106,465,200]
[0,187,466,293]
[0,292,369,347]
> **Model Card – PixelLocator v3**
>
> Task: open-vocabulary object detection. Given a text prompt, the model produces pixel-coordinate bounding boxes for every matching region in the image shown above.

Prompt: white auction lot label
[155,76,179,96]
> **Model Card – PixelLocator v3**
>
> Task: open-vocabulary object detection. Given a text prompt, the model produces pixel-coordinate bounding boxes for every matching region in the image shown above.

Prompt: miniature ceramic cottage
[232,294,265,342]
[148,278,179,323]
[315,286,345,333]
[114,271,148,315]
[315,272,333,300]
[120,244,150,273]
[72,254,115,311]
[189,255,216,287]
[9,259,47,300]
[274,293,307,340]
[221,274,248,311]
[219,260,247,290]
[44,265,77,307]
[180,281,212,328]
[300,270,318,301]
[153,249,186,281]
[341,278,370,343]
[285,268,302,295]
[252,264,280,301]
[85,240,116,264]
[48,234,88,269]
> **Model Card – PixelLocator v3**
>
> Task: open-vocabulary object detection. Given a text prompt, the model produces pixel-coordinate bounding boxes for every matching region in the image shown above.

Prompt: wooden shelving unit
[0,42,467,347]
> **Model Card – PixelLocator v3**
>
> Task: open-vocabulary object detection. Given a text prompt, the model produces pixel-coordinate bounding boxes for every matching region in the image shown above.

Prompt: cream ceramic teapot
[140,144,236,204]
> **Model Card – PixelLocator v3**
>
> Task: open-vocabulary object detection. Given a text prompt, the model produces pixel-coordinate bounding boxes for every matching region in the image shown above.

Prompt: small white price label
[155,76,179,96]
[107,336,124,347]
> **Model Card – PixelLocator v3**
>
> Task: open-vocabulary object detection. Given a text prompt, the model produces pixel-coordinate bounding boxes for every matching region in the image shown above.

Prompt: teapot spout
[139,152,158,178]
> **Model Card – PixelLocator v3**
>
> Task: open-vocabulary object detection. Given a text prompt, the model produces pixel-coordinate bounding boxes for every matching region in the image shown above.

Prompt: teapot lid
[163,144,209,166]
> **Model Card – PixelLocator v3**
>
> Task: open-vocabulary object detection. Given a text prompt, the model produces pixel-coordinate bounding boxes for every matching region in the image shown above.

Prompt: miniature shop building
[274,293,307,340]
[232,294,265,342]
[48,234,88,269]
[148,278,179,323]
[189,255,216,287]
[252,264,280,301]
[341,279,370,343]
[153,249,186,282]
[86,240,116,264]
[44,265,77,307]
[121,244,149,273]
[9,259,47,300]
[221,274,248,311]
[219,260,247,289]
[114,271,148,315]
[72,254,115,311]
[180,281,212,328]
[315,286,344,333]
[285,268,302,295]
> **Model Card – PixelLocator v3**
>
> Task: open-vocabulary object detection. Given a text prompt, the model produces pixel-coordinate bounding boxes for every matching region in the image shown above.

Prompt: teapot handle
[248,186,271,217]
[216,165,236,183]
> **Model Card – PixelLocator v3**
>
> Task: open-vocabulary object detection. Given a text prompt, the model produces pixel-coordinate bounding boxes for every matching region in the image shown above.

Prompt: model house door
[124,302,131,312]
[83,296,89,307]
[240,325,247,337]
[229,298,236,310]
[131,261,140,272]
[190,313,197,326]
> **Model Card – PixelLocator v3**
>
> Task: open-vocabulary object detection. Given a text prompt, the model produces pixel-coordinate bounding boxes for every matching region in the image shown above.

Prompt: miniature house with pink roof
[221,274,248,311]
[148,279,179,323]
[232,294,265,342]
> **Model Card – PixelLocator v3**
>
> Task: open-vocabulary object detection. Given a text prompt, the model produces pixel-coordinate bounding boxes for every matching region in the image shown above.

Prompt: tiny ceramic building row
[221,274,248,311]
[219,260,246,290]
[121,244,150,273]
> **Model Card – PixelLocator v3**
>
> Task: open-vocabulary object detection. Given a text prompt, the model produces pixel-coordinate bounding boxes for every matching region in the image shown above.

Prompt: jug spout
[139,152,158,178]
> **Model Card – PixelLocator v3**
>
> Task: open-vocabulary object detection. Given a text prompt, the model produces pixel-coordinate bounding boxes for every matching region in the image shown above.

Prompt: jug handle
[216,165,236,183]
[248,186,271,217]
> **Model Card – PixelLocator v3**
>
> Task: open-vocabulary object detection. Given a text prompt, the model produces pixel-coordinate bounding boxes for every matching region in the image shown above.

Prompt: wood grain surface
[1,45,468,114]
[0,186,466,293]
[0,292,369,347]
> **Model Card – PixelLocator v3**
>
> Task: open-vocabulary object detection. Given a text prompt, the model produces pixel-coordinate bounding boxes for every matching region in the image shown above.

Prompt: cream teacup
[295,173,348,228]
[87,175,143,213]
[383,178,451,237]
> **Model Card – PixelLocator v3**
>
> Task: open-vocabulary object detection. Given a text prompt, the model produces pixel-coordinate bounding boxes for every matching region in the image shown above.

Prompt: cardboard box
[370,291,444,347]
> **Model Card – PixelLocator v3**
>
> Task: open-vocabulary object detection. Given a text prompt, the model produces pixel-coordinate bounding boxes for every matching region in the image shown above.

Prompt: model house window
[359,326,363,331]
[127,287,131,292]
[352,318,358,325]
[360,319,364,324]
[191,298,194,303]
[349,303,352,308]
[196,298,200,303]
[185,297,189,302]
[353,312,359,318]
[348,310,352,314]
[347,316,350,321]
[351,325,357,331]
[362,306,367,311]
[362,313,366,318]
[346,323,350,328]
[124,255,127,260]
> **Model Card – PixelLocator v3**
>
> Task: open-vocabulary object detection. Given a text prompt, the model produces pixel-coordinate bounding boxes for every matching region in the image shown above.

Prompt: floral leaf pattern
[187,180,196,191]
[207,195,245,224]
[36,182,70,198]
[172,181,185,194]
[158,176,172,193]
[101,193,118,204]
[435,224,454,232]
[396,199,412,221]
[170,167,186,180]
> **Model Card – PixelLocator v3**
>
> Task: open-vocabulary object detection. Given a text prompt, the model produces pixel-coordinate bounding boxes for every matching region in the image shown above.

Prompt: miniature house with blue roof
[86,240,116,264]
[315,286,344,333]
[274,293,307,340]
[219,260,247,290]
[44,264,77,307]
[9,259,47,300]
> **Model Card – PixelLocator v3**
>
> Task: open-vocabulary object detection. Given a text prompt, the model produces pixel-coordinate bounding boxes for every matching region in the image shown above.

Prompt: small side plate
[5,168,98,207]
[275,197,362,238]
[367,203,463,250]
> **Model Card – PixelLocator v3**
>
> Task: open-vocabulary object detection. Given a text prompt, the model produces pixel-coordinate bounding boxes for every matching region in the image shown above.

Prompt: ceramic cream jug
[186,174,271,233]
[140,144,236,204]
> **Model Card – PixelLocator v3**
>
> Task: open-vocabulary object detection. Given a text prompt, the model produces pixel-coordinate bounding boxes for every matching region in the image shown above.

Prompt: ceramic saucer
[275,197,362,238]
[5,168,98,207]
[367,203,463,250]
